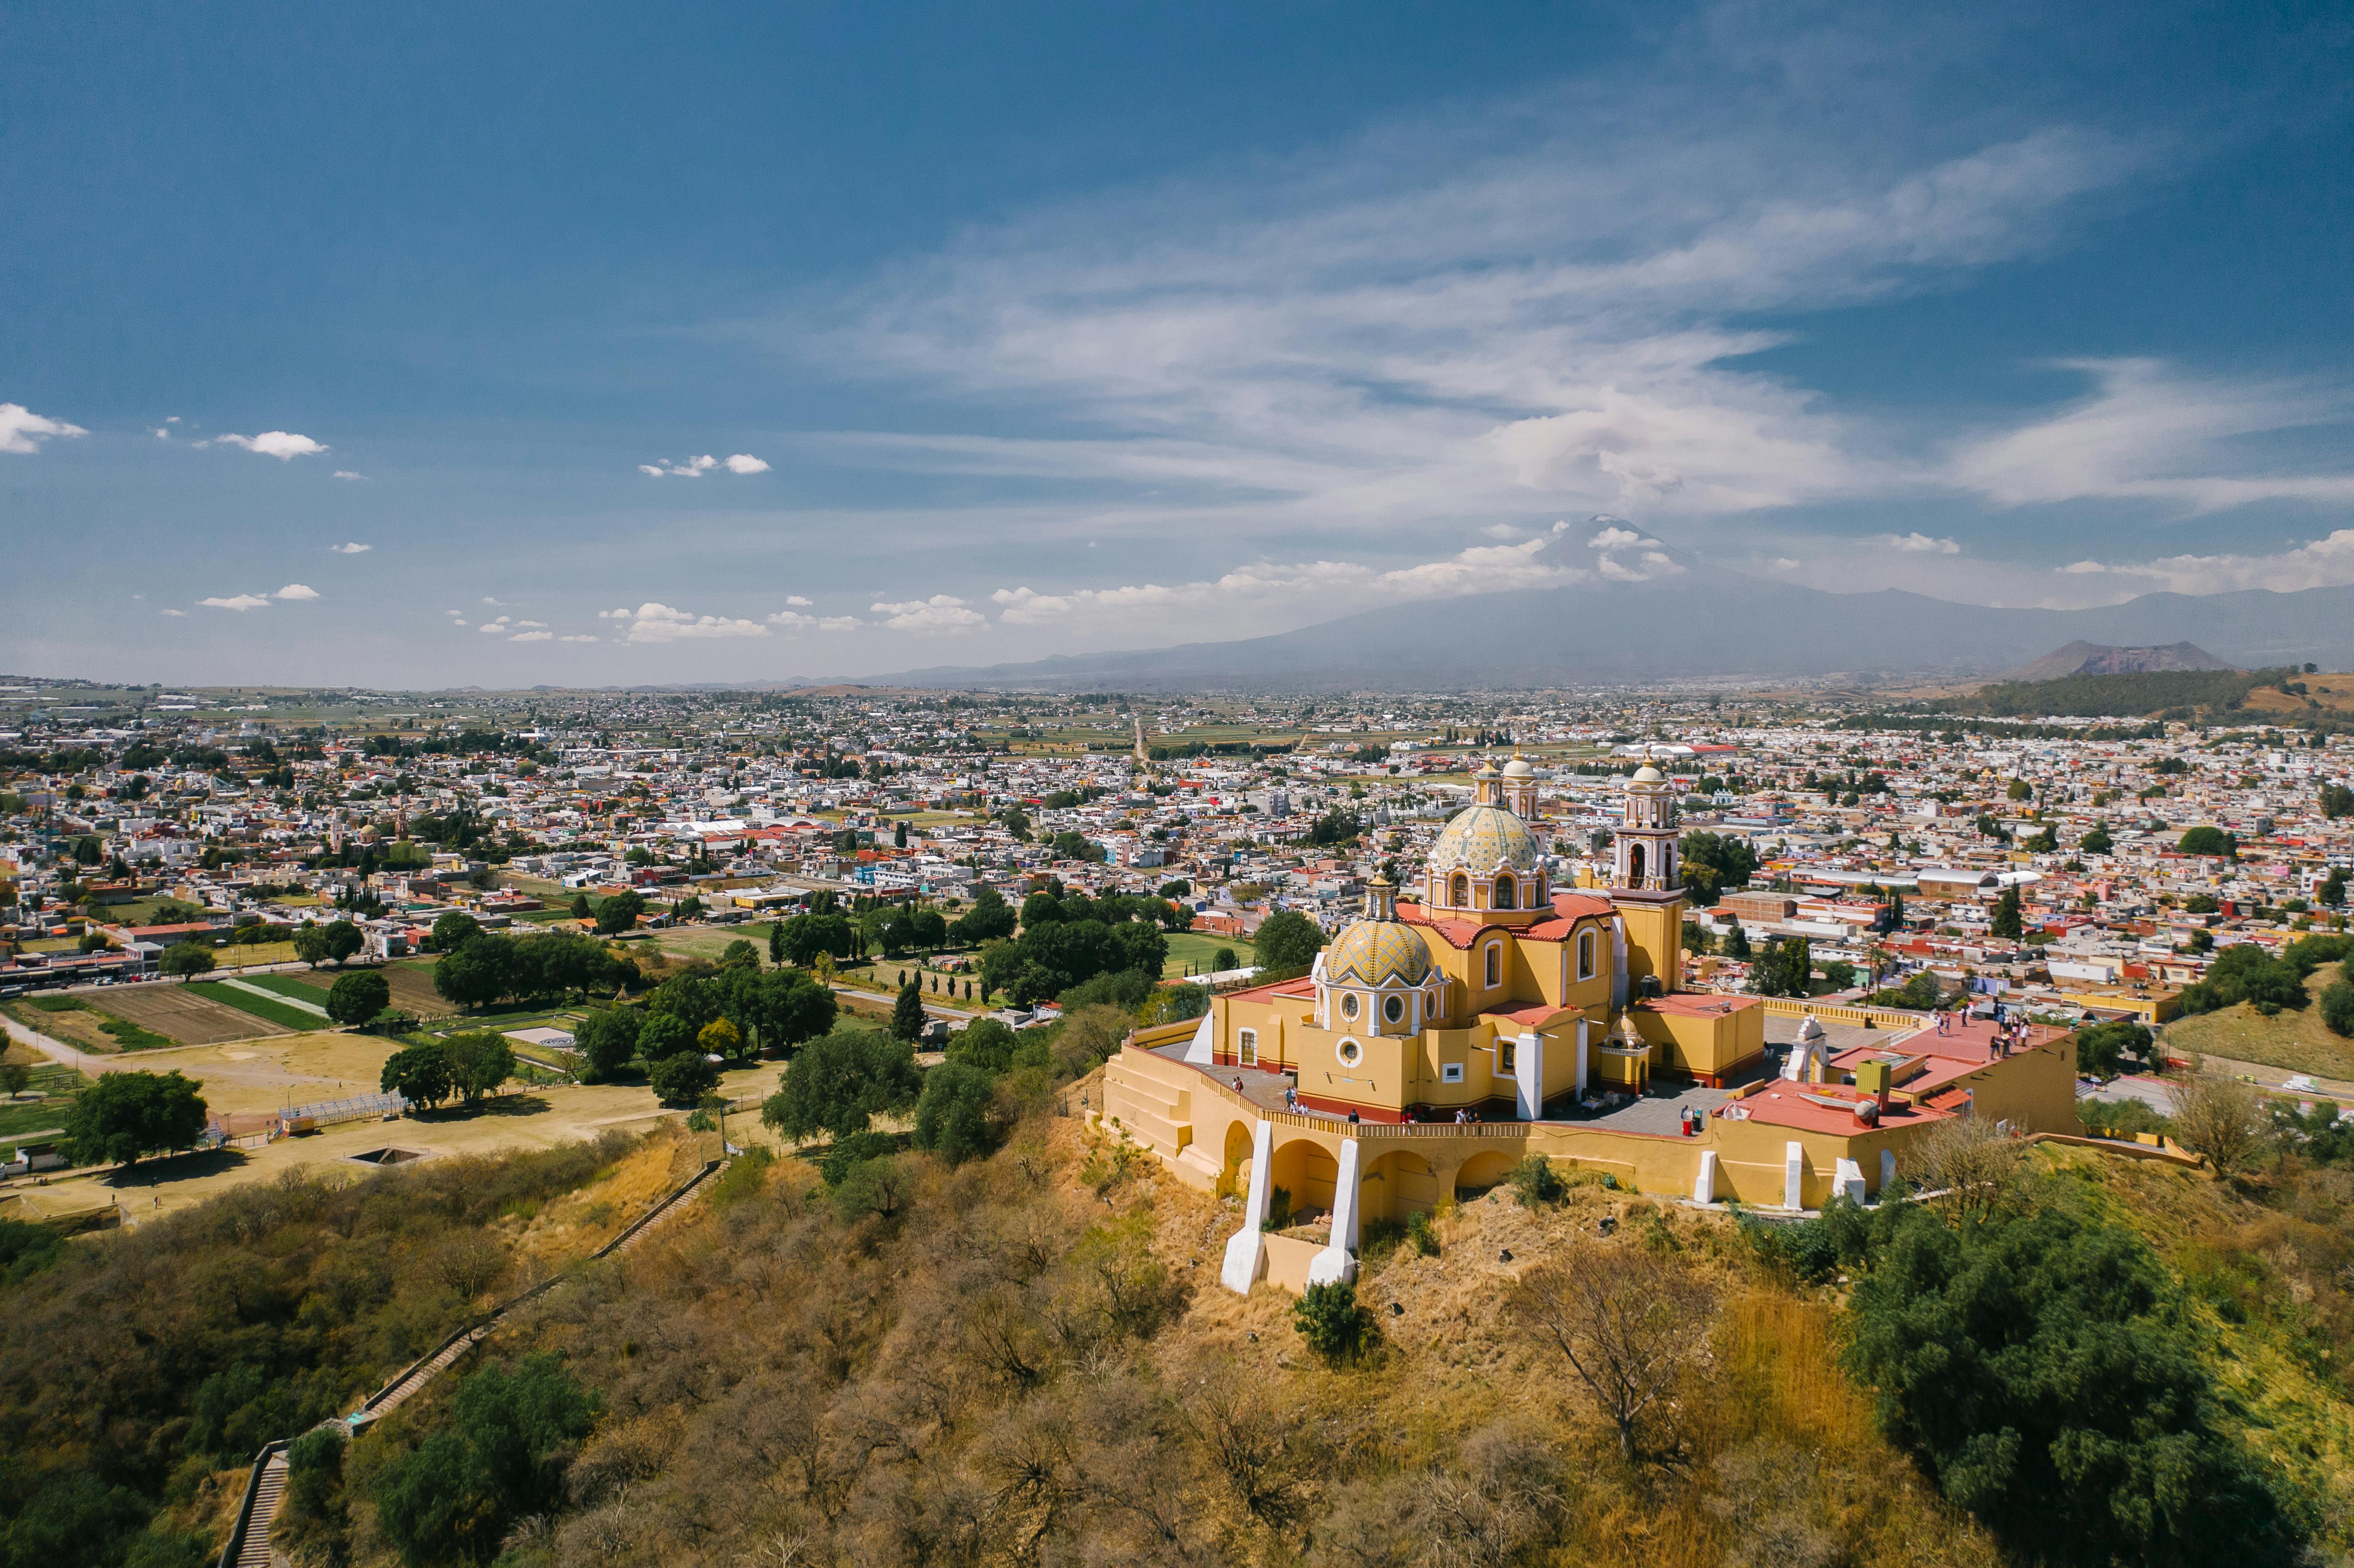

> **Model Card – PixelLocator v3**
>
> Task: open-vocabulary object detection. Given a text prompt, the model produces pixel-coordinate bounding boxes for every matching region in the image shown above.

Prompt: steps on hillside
[234,1453,287,1568]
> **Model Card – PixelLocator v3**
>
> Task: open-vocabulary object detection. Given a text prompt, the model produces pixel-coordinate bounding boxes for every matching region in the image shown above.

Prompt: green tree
[891,979,928,1042]
[293,924,330,968]
[1843,1205,2299,1567]
[950,885,1016,944]
[1724,922,1752,959]
[2320,782,2353,820]
[2322,981,2354,1039]
[373,1354,601,1568]
[429,910,483,953]
[575,1008,641,1081]
[324,969,390,1027]
[2080,823,2114,854]
[62,1070,207,1168]
[442,1031,516,1103]
[745,967,838,1051]
[760,1027,922,1143]
[2320,868,2347,908]
[767,919,785,966]
[381,1042,455,1109]
[1212,945,1239,973]
[1292,1281,1379,1366]
[158,938,216,977]
[1252,910,1325,972]
[697,1018,741,1058]
[2075,1020,2153,1076]
[1678,831,1759,902]
[946,1017,1020,1073]
[1990,886,2024,940]
[593,889,646,935]
[648,1052,720,1106]
[433,933,516,1009]
[637,1012,696,1060]
[911,1061,999,1163]
[2177,825,2235,859]
[777,910,857,967]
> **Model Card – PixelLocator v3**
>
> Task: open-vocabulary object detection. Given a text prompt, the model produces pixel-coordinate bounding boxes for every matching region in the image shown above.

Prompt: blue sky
[5,1,2352,686]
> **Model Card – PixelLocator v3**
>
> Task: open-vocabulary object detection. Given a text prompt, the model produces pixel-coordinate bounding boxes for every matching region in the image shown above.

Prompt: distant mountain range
[1998,640,2236,682]
[865,568,2354,691]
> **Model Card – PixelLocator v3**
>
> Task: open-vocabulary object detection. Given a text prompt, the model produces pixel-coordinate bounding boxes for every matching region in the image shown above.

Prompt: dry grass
[83,986,290,1045]
[2165,974,2354,1082]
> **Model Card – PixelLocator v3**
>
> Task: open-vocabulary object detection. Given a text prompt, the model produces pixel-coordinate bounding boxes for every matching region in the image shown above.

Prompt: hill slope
[2002,640,2235,681]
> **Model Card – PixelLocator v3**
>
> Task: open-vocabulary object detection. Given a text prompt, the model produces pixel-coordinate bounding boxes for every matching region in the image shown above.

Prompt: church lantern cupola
[1613,765,1680,891]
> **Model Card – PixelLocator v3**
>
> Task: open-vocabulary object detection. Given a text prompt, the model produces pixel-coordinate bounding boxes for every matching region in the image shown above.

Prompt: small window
[1495,874,1516,909]
[1340,992,1360,1020]
[1578,929,1595,981]
[1441,1062,1464,1083]
[1498,1039,1516,1073]
[1383,993,1405,1024]
[1238,1028,1257,1067]
[1337,1037,1362,1067]
[1484,942,1501,988]
[1451,873,1470,906]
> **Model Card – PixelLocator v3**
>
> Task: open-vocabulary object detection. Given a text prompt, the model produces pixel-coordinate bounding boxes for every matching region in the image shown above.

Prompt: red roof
[1637,993,1760,1019]
[1735,1081,1949,1135]
[1483,1001,1569,1026]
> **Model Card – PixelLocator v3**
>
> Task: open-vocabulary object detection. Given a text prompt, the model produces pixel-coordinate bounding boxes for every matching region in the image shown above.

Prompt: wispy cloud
[600,603,771,642]
[638,453,770,478]
[332,470,367,481]
[205,430,327,460]
[198,594,271,611]
[870,595,988,634]
[2050,529,2354,594]
[332,541,372,554]
[1878,532,1961,553]
[0,402,87,454]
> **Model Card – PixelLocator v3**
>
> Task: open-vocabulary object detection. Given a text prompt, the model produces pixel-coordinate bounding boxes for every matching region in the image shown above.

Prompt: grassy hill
[1937,665,2282,720]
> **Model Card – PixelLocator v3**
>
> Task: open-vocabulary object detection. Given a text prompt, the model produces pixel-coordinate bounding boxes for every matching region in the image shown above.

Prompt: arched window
[1494,874,1516,910]
[1383,993,1406,1025]
[1451,873,1470,906]
[1628,843,1647,886]
[1577,929,1596,981]
[1484,942,1501,988]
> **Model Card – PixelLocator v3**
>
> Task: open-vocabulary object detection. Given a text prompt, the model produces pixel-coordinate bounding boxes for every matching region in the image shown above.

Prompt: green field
[189,982,330,1032]
[1161,928,1254,979]
[240,972,341,1007]
[0,1058,88,1144]
[2164,974,2354,1082]
[3,996,177,1051]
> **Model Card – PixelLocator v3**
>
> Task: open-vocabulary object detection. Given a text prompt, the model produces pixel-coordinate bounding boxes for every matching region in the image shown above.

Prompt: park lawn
[241,972,343,1007]
[1162,929,1254,979]
[2164,973,2354,1081]
[0,1048,87,1140]
[188,981,331,1033]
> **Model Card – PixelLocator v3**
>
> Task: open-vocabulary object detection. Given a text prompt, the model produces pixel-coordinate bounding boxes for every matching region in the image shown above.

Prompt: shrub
[2321,981,2354,1039]
[1507,1154,1565,1208]
[1292,1281,1379,1366]
[911,1061,1000,1164]
[1406,1209,1440,1257]
[648,1052,720,1107]
[324,969,391,1027]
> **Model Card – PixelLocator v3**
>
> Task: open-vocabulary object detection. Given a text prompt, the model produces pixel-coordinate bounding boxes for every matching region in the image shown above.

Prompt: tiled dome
[1428,802,1541,877]
[1324,917,1435,987]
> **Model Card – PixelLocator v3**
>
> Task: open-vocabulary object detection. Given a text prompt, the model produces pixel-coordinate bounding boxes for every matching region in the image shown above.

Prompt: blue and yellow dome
[1324,917,1434,988]
[1429,802,1541,877]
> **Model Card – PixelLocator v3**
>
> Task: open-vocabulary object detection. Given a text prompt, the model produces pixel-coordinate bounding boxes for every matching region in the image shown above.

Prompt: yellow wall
[1627,1002,1763,1080]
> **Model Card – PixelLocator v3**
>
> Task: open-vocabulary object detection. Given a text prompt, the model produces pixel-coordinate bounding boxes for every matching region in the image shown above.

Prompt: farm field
[1,996,177,1052]
[190,982,330,1033]
[237,972,339,1009]
[83,985,290,1046]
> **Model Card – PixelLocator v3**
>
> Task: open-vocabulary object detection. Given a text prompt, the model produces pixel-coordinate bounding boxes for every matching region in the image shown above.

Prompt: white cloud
[273,583,320,600]
[0,402,88,454]
[1479,523,1523,539]
[481,622,508,634]
[722,453,771,475]
[607,602,771,643]
[153,427,171,439]
[640,455,719,477]
[785,594,813,607]
[819,615,864,632]
[557,634,599,643]
[2057,559,2108,574]
[333,541,372,554]
[198,594,271,611]
[509,630,553,642]
[332,470,367,481]
[513,619,547,628]
[210,430,327,460]
[482,597,504,606]
[445,608,466,616]
[871,594,989,634]
[769,606,862,633]
[2047,529,2354,595]
[1878,532,1960,554]
[1948,359,2354,512]
[159,608,186,617]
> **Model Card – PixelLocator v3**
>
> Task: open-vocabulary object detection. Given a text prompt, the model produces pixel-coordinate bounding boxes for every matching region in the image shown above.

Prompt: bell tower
[1613,766,1679,891]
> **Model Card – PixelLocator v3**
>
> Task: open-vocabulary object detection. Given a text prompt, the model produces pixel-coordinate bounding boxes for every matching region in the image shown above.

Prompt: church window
[1238,1029,1257,1067]
[1484,942,1501,988]
[1441,1062,1464,1084]
[1578,930,1596,981]
[1495,874,1516,909]
[1383,994,1405,1025]
[1340,992,1360,1020]
[1498,1038,1516,1073]
[1451,873,1470,906]
[1628,843,1647,885]
[1337,1038,1362,1067]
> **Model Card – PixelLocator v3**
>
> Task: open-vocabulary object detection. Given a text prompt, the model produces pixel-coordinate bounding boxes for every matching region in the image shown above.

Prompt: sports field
[84,986,291,1046]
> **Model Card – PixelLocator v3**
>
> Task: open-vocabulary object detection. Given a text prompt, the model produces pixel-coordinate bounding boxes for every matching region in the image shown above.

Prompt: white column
[1693,1148,1718,1204]
[1219,1120,1273,1295]
[1182,1010,1214,1066]
[1783,1141,1806,1210]
[1574,1017,1589,1095]
[1879,1148,1896,1195]
[1513,1031,1544,1121]
[1834,1157,1866,1205]
[1308,1137,1362,1287]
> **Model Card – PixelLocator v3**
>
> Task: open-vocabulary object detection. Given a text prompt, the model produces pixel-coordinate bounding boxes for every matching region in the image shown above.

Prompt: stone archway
[1269,1137,1341,1224]
[1361,1148,1441,1225]
[1222,1119,1255,1198]
[1454,1148,1517,1201]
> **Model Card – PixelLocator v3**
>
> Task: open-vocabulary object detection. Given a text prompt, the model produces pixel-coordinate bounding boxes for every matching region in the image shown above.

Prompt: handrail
[214,1439,290,1568]
[1752,995,1927,1032]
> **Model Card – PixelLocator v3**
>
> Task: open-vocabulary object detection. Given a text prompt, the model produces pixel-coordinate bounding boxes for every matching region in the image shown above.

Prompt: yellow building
[1102,756,2084,1295]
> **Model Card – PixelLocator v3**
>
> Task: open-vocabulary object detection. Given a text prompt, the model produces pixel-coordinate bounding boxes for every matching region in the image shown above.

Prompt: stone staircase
[232,1451,286,1568]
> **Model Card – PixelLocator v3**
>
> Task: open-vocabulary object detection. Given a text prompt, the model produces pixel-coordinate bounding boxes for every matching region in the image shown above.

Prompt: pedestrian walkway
[220,977,329,1017]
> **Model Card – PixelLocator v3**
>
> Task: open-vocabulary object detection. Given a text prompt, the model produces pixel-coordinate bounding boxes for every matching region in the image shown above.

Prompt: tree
[441,1031,515,1103]
[0,1060,29,1100]
[1677,831,1758,902]
[746,967,837,1051]
[2320,868,2347,908]
[429,911,483,953]
[2074,1019,2152,1077]
[950,886,1016,945]
[2320,782,2353,820]
[911,1061,999,1163]
[778,910,857,967]
[373,1354,601,1568]
[381,1042,455,1109]
[760,1027,922,1143]
[433,933,516,1009]
[575,1008,640,1081]
[649,1052,720,1106]
[593,889,646,935]
[947,1017,1021,1073]
[293,924,330,968]
[571,893,595,921]
[325,970,390,1027]
[767,920,785,966]
[2169,1074,2267,1178]
[1292,1281,1379,1366]
[1252,910,1324,973]
[1751,934,1810,997]
[2177,825,2234,859]
[159,938,216,977]
[2080,823,2114,855]
[2323,980,2354,1039]
[697,1018,741,1058]
[62,1070,207,1169]
[891,980,928,1042]
[1724,923,1752,960]
[637,1012,696,1060]
[1507,1246,1716,1462]
[1843,1205,2298,1567]
[1990,886,2024,940]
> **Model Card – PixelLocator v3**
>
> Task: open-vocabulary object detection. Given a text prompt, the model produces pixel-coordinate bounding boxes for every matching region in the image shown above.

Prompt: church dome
[1630,764,1665,783]
[1429,802,1541,877]
[1501,756,1536,779]
[1324,916,1434,988]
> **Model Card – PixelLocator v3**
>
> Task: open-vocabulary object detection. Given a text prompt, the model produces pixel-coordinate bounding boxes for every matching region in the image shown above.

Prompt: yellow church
[1103,755,2083,1295]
